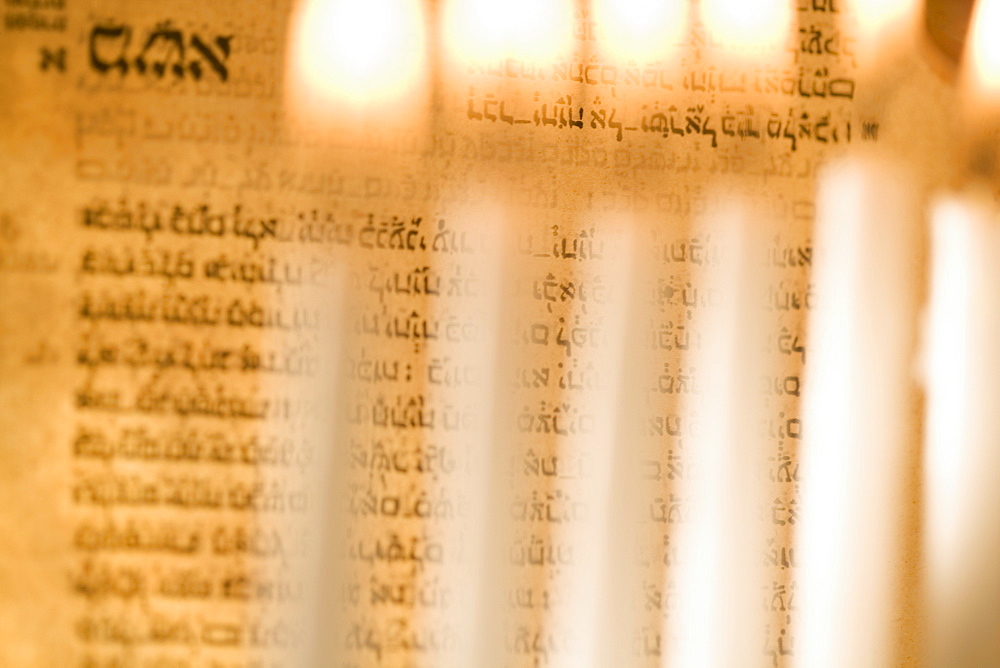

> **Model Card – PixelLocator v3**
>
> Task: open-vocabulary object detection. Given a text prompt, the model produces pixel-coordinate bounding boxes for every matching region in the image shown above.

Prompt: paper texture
[0,1,956,665]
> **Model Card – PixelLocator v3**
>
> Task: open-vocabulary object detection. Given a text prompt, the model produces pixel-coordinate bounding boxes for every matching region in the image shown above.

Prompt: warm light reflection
[444,0,572,64]
[701,0,790,53]
[593,0,687,62]
[290,0,425,104]
[967,0,1000,102]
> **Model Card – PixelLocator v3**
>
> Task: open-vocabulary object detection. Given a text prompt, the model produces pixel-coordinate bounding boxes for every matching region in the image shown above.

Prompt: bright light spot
[701,0,790,54]
[291,0,425,104]
[444,0,572,63]
[845,0,917,69]
[968,0,1000,102]
[594,0,687,62]
[848,0,917,36]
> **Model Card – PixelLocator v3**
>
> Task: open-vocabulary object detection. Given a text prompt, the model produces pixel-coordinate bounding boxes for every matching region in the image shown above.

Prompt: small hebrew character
[89,22,131,75]
[188,34,232,81]
[39,47,66,72]
[134,21,185,78]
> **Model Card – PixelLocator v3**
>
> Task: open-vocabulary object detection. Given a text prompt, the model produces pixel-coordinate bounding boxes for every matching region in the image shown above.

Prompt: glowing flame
[444,0,572,63]
[848,0,917,36]
[843,0,917,69]
[701,0,790,54]
[967,0,1000,102]
[290,0,425,105]
[594,0,687,62]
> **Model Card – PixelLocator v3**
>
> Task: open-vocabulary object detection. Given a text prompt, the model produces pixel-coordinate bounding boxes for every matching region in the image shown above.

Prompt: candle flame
[924,194,1000,666]
[289,0,425,105]
[967,0,1000,101]
[444,0,572,63]
[701,0,790,53]
[848,0,917,37]
[593,0,687,62]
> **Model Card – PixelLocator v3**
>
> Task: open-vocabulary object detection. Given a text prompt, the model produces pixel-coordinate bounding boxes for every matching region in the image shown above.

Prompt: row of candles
[286,0,1000,665]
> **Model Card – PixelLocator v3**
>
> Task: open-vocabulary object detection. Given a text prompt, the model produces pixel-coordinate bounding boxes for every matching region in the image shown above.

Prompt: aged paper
[0,0,956,665]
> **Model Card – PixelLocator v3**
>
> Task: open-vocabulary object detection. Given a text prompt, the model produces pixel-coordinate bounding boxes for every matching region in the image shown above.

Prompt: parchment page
[0,1,956,666]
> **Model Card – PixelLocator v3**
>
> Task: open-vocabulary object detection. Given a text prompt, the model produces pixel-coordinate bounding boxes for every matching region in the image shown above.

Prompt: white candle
[669,208,771,668]
[924,0,1000,660]
[924,192,1000,666]
[544,226,648,668]
[794,158,922,668]
[431,207,507,668]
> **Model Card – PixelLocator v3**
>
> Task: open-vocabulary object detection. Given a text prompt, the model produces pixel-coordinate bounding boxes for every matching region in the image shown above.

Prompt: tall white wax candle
[545,226,647,668]
[669,209,771,668]
[794,158,922,668]
[924,0,1000,660]
[924,193,1000,666]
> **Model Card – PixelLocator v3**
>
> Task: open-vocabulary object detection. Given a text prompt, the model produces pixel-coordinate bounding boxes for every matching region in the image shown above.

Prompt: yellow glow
[444,0,572,63]
[290,0,425,104]
[845,0,917,68]
[594,0,687,62]
[968,0,1000,102]
[701,0,790,53]
[848,0,917,35]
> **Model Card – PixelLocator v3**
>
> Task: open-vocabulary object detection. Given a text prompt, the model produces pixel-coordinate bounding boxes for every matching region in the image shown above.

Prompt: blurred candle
[924,3,1000,658]
[669,209,771,668]
[924,193,1000,666]
[429,207,507,668]
[545,228,645,668]
[794,158,921,668]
